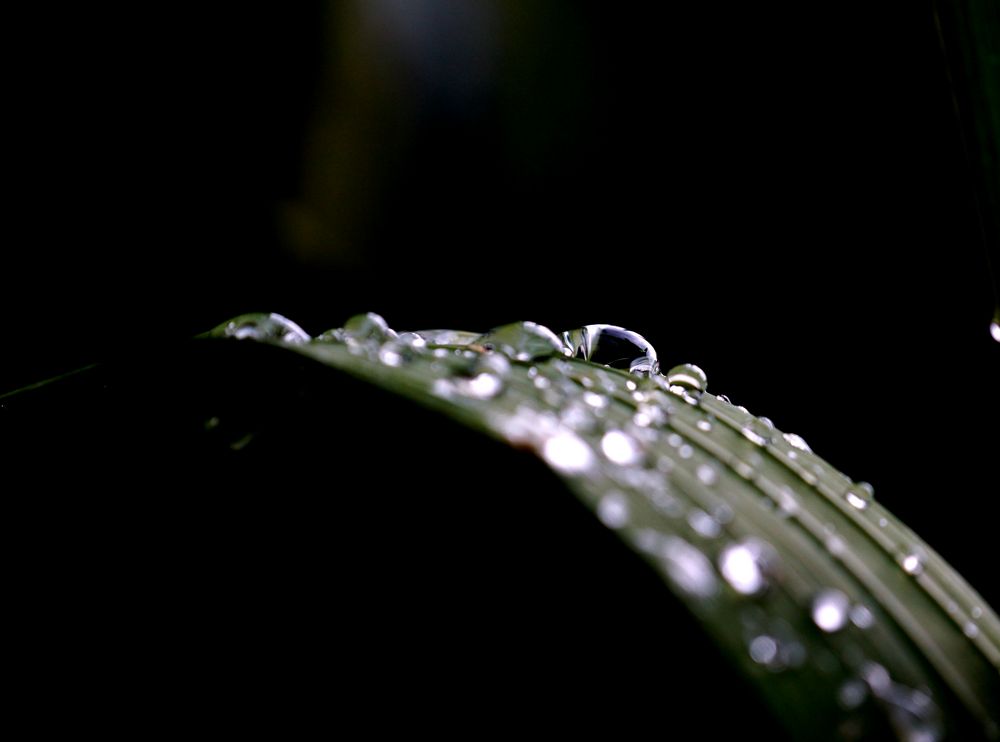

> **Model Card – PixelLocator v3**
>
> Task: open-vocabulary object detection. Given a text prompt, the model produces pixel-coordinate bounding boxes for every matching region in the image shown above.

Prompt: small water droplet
[688,509,721,538]
[963,621,980,638]
[812,589,850,632]
[844,482,874,510]
[583,391,607,409]
[990,319,1000,343]
[541,430,594,474]
[719,540,769,595]
[749,635,778,665]
[678,444,694,459]
[696,463,718,486]
[414,329,480,346]
[597,492,630,529]
[838,680,868,710]
[601,430,642,465]
[476,321,566,362]
[783,432,812,452]
[664,363,708,392]
[741,419,771,446]
[463,373,504,399]
[213,312,310,343]
[971,605,983,619]
[661,536,718,597]
[878,517,888,528]
[717,394,732,404]
[562,324,658,375]
[378,345,404,367]
[900,552,925,575]
[850,604,875,629]
[696,419,713,432]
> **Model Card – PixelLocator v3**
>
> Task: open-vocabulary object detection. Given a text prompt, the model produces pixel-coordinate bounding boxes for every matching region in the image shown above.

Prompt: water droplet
[696,419,713,432]
[688,509,721,538]
[963,621,980,638]
[878,517,888,528]
[414,329,480,346]
[749,635,778,665]
[838,680,868,710]
[664,363,708,392]
[476,321,566,362]
[678,444,694,459]
[845,482,874,510]
[812,589,850,632]
[971,605,983,619]
[378,344,404,367]
[597,492,630,529]
[601,430,642,465]
[850,604,875,629]
[990,319,1000,343]
[783,432,812,452]
[343,312,396,344]
[562,324,658,375]
[661,536,718,597]
[462,373,504,399]
[696,463,718,485]
[900,552,925,575]
[719,540,770,595]
[541,430,594,474]
[583,391,608,409]
[741,418,772,446]
[212,312,310,343]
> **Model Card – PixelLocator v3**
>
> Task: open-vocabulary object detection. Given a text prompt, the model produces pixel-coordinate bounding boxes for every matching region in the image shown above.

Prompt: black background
[3,1,998,609]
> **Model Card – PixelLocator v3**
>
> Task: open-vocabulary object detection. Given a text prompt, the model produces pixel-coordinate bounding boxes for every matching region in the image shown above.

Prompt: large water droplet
[212,312,310,343]
[475,321,567,362]
[719,540,771,595]
[844,481,874,510]
[562,324,658,375]
[601,430,642,465]
[664,363,707,392]
[812,589,850,632]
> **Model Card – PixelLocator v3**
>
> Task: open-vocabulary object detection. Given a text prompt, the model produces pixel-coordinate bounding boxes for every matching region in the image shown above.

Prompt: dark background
[3,1,998,606]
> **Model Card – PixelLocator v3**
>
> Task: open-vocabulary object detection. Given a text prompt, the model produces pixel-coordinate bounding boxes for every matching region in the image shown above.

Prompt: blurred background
[3,2,998,602]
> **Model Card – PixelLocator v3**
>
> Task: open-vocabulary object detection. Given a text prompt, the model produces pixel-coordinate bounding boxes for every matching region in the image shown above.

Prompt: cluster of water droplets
[206,309,996,740]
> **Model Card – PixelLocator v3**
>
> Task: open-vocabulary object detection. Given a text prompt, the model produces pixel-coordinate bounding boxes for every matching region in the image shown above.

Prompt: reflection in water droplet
[901,552,924,575]
[562,324,658,375]
[812,589,850,632]
[783,432,812,452]
[749,635,778,665]
[843,481,874,511]
[541,430,594,474]
[665,363,708,392]
[601,430,641,465]
[213,312,311,343]
[719,541,768,595]
[597,492,630,529]
[661,536,718,597]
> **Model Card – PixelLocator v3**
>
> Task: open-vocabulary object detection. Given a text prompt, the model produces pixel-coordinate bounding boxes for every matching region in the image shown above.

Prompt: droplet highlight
[812,589,850,632]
